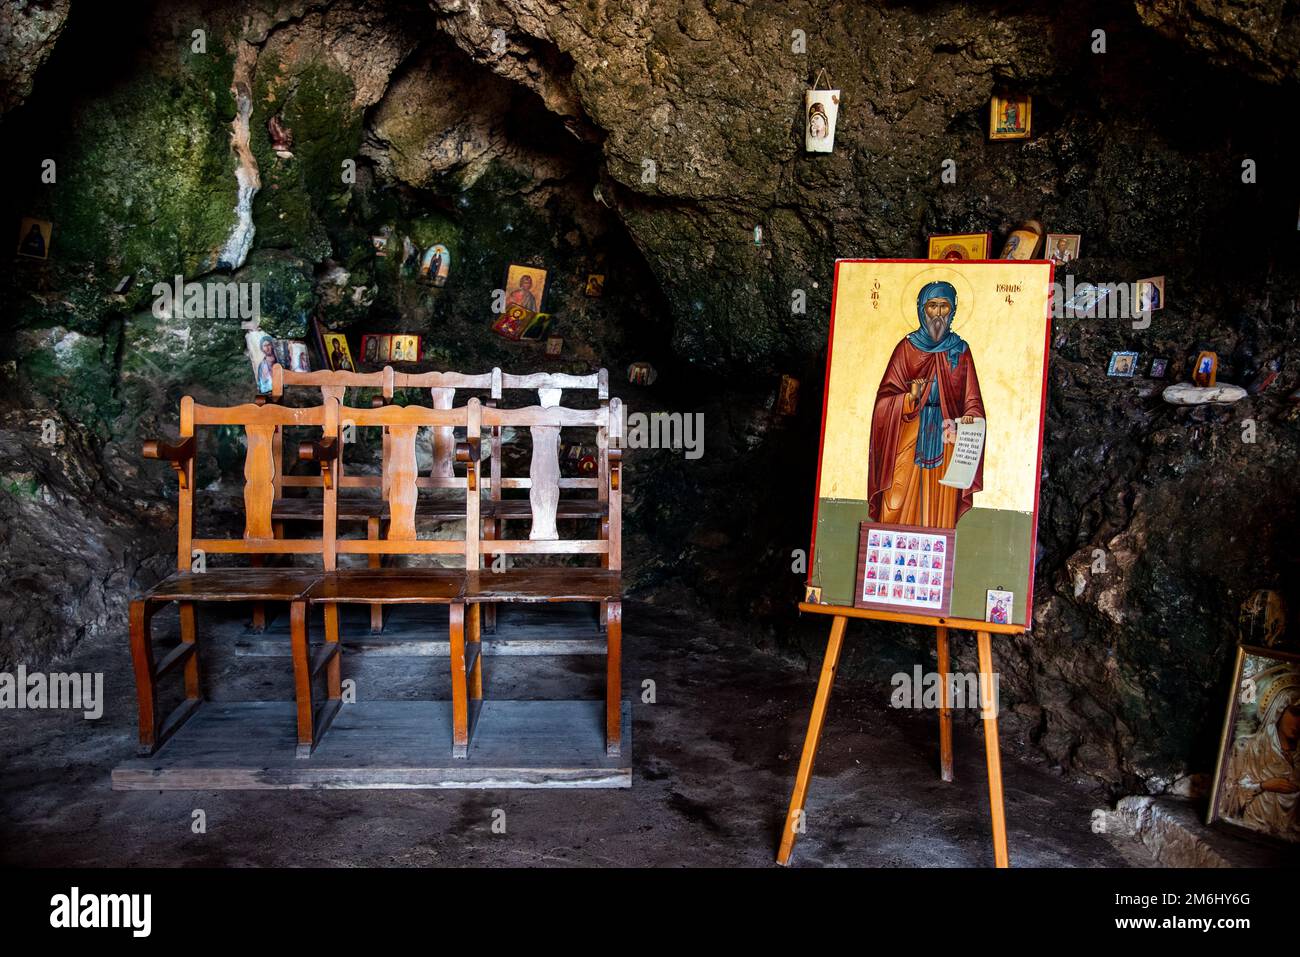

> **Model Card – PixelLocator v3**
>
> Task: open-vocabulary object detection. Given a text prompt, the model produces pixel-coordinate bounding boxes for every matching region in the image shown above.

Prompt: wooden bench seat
[307,568,465,604]
[463,569,621,603]
[142,568,321,603]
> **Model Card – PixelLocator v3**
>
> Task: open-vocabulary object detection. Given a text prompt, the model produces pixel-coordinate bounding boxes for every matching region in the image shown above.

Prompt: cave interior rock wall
[1,0,1299,795]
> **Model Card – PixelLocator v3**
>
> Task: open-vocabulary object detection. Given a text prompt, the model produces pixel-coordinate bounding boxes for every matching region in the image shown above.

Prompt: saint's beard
[925,317,949,342]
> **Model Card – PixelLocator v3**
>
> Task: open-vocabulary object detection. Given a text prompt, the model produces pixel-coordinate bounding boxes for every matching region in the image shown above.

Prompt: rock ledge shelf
[1161,382,1248,405]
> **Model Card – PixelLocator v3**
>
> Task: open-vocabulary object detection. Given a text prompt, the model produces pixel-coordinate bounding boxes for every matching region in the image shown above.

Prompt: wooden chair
[302,399,482,757]
[270,364,395,630]
[464,396,625,755]
[131,398,339,756]
[481,370,610,634]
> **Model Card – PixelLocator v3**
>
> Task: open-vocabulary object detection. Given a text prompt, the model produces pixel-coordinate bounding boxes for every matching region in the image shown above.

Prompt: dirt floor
[0,601,1151,867]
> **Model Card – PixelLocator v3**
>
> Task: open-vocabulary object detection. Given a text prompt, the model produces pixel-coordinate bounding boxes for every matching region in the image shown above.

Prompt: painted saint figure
[1223,680,1300,840]
[507,273,537,311]
[255,335,275,394]
[867,281,985,529]
[19,222,47,258]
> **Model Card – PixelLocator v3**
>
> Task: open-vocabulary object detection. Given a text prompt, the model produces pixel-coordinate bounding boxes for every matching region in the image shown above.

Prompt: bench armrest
[456,437,481,490]
[143,436,195,489]
[298,436,339,489]
[608,447,623,491]
[298,436,339,464]
[142,436,195,463]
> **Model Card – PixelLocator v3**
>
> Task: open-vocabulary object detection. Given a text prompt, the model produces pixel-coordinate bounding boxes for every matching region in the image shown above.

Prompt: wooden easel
[776,602,1026,868]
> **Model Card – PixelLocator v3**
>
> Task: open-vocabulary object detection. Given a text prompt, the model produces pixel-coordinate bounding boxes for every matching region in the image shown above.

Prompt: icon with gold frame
[1206,650,1300,844]
[927,233,992,261]
[989,94,1031,140]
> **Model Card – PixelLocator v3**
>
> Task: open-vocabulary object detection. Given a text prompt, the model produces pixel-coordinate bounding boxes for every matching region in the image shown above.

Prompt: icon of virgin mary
[1223,675,1300,840]
[867,280,985,529]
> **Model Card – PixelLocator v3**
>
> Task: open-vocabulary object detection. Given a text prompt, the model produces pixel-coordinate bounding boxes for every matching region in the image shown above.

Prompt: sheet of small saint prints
[861,527,948,610]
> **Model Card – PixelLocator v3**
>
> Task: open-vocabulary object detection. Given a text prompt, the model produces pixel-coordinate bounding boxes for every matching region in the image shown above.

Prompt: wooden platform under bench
[112,699,632,790]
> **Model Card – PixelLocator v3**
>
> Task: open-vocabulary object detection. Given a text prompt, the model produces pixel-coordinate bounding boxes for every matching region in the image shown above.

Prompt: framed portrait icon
[927,233,992,261]
[806,259,1054,628]
[1207,643,1300,844]
[989,94,1031,140]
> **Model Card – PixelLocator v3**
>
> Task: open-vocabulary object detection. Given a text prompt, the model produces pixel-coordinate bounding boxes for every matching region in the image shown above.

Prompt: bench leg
[290,600,315,759]
[249,554,267,632]
[179,601,200,700]
[449,602,469,758]
[367,515,384,632]
[468,602,483,701]
[325,603,342,701]
[482,519,497,634]
[128,600,159,755]
[606,601,622,756]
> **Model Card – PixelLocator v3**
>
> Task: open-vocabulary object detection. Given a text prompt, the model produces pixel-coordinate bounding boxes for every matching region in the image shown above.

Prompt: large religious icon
[806,259,1054,627]
[1208,629,1300,844]
[989,94,1031,140]
[927,233,991,260]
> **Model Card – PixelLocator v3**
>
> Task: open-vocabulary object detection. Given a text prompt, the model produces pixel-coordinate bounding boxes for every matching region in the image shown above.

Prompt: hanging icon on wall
[804,71,840,153]
[421,244,451,286]
[16,217,51,260]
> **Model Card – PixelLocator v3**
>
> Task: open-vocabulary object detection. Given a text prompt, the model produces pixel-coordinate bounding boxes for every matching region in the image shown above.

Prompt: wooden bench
[131,397,340,756]
[466,397,625,754]
[301,399,482,757]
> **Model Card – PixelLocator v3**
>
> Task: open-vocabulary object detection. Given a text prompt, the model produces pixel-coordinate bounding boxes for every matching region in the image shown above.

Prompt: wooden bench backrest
[269,365,612,503]
[270,365,394,497]
[473,397,622,568]
[389,368,610,493]
[335,400,478,563]
[393,370,495,488]
[179,396,340,570]
[490,369,610,499]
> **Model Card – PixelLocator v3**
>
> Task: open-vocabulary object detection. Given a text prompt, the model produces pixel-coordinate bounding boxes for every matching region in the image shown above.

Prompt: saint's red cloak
[867,339,986,524]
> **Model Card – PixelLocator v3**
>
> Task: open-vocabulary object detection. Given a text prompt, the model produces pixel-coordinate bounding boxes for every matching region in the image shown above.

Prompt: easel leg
[777,614,848,866]
[976,630,1010,868]
[936,625,953,782]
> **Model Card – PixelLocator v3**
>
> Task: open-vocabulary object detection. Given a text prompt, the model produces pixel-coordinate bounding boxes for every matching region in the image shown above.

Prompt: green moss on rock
[250,57,364,257]
[52,42,238,285]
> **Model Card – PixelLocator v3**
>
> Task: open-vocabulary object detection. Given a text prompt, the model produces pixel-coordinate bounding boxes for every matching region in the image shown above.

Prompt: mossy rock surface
[51,44,238,284]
